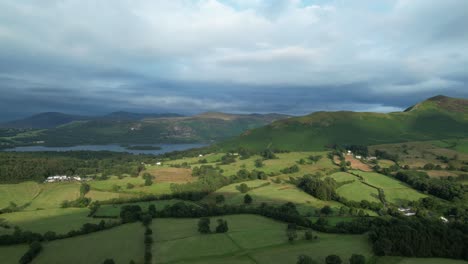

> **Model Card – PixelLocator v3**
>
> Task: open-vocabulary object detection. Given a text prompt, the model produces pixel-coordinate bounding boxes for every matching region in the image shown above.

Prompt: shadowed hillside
[219,95,468,151]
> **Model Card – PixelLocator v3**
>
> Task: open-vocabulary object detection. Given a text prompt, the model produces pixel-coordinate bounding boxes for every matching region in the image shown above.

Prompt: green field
[152,214,372,264]
[329,172,381,203]
[0,181,41,208]
[0,244,29,264]
[0,208,112,234]
[33,223,144,264]
[350,170,427,205]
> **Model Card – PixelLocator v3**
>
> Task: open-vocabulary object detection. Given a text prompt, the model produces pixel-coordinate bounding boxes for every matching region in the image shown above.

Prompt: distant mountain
[0,111,184,129]
[0,112,89,129]
[99,111,184,121]
[4,112,290,146]
[219,95,468,151]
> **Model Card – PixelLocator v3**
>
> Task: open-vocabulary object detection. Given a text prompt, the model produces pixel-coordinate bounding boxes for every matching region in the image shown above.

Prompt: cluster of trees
[19,241,42,264]
[280,164,300,174]
[296,254,365,264]
[370,217,468,260]
[395,171,465,201]
[0,151,152,183]
[374,150,399,162]
[293,176,338,201]
[197,218,229,234]
[171,168,268,199]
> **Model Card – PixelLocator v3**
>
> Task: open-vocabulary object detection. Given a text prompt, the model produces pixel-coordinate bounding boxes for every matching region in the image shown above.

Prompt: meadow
[350,170,427,205]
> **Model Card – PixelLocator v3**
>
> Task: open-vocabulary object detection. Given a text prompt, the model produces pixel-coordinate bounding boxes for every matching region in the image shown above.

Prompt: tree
[238,183,250,193]
[102,259,115,264]
[198,217,211,234]
[349,254,366,264]
[325,255,342,264]
[304,230,313,240]
[141,213,152,226]
[215,219,228,233]
[244,194,253,204]
[126,183,135,189]
[148,204,157,217]
[255,159,264,168]
[215,194,225,204]
[321,205,333,215]
[143,173,153,186]
[297,254,316,264]
[80,183,90,197]
[339,206,347,216]
[287,228,297,243]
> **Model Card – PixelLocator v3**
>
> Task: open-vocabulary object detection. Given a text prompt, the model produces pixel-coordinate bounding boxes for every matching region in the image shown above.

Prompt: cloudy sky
[0,0,467,121]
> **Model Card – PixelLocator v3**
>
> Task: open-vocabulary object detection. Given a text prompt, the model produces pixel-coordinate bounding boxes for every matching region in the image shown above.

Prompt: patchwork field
[204,179,343,214]
[151,214,373,264]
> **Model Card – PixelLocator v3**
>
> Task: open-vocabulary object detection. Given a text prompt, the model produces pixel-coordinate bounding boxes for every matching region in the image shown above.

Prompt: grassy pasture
[0,181,41,208]
[350,170,426,204]
[309,216,358,226]
[26,182,80,210]
[152,215,372,264]
[0,244,29,264]
[33,223,144,264]
[329,172,381,203]
[0,208,111,234]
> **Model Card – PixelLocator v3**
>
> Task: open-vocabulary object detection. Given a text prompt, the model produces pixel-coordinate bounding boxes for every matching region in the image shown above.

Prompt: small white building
[156,162,162,166]
[346,150,352,155]
[355,155,362,159]
[440,216,449,223]
[198,154,203,157]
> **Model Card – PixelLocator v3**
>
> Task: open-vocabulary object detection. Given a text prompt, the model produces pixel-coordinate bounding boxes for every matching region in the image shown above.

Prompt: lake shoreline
[1,143,208,155]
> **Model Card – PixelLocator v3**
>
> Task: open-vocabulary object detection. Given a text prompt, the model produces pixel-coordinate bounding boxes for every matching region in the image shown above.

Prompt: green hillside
[1,112,289,147]
[220,96,468,151]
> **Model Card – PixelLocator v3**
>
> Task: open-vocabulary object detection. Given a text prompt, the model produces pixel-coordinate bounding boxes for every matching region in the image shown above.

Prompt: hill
[219,95,468,151]
[6,112,289,146]
[0,112,89,129]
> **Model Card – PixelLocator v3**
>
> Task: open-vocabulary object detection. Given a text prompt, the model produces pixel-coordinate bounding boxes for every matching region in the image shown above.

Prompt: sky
[0,0,467,121]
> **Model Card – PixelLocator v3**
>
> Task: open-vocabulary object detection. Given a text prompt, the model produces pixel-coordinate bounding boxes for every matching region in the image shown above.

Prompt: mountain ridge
[219,95,468,151]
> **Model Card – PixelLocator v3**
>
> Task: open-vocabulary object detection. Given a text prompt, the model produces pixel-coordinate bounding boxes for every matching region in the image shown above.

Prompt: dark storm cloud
[0,0,467,121]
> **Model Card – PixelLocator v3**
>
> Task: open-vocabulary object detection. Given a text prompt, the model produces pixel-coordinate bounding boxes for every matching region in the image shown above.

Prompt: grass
[350,170,427,205]
[33,223,144,264]
[0,181,41,208]
[89,176,174,196]
[0,244,29,263]
[26,182,81,210]
[152,214,373,264]
[0,208,112,234]
[329,172,381,203]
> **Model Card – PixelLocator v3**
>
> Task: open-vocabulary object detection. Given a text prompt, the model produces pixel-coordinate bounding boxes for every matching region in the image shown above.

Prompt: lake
[3,143,208,155]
